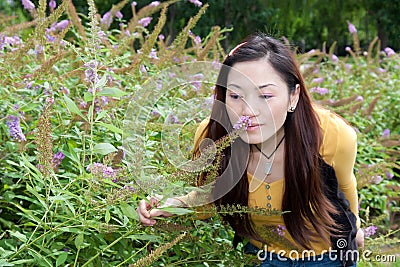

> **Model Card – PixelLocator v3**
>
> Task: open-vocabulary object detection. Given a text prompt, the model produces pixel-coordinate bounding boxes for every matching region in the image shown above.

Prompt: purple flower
[232,116,252,130]
[49,0,56,10]
[384,47,396,57]
[275,225,286,236]
[115,11,123,19]
[158,34,165,41]
[312,77,324,84]
[100,11,113,29]
[149,48,158,59]
[189,0,203,7]
[22,0,35,11]
[100,96,109,105]
[132,1,137,7]
[167,114,179,124]
[347,21,357,34]
[50,20,69,32]
[331,54,339,63]
[138,17,152,27]
[376,67,386,73]
[381,128,390,138]
[6,115,26,142]
[52,151,65,168]
[364,225,378,237]
[84,60,99,85]
[194,36,202,47]
[149,1,160,6]
[139,64,147,74]
[386,171,394,179]
[46,33,56,42]
[86,163,117,180]
[370,175,383,184]
[335,78,343,84]
[310,87,329,95]
[60,86,70,95]
[34,44,44,55]
[353,96,363,102]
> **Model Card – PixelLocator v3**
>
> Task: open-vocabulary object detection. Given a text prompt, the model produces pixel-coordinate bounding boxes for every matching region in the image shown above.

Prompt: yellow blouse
[192,106,360,256]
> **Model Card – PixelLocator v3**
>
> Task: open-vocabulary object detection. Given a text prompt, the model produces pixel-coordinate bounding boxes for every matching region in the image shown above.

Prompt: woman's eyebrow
[227,83,278,90]
[258,83,278,89]
[227,83,242,90]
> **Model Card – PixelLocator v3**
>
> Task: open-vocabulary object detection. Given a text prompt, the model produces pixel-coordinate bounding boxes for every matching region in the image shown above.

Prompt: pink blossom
[347,21,357,34]
[138,17,152,27]
[194,36,202,47]
[49,0,56,10]
[189,0,203,7]
[310,87,329,95]
[345,46,352,52]
[115,11,123,19]
[149,1,160,6]
[381,128,390,138]
[356,96,363,101]
[376,68,386,73]
[331,54,339,62]
[22,0,35,11]
[384,47,396,57]
[233,116,252,130]
[312,77,324,84]
[101,11,113,29]
[131,1,137,6]
[370,175,383,184]
[364,225,378,237]
[149,48,158,59]
[158,34,165,41]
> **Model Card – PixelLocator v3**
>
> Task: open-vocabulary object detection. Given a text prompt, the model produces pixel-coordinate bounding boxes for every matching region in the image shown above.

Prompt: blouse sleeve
[318,109,361,229]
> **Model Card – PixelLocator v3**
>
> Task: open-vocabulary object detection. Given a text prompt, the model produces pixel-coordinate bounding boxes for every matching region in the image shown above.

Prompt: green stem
[81,230,136,267]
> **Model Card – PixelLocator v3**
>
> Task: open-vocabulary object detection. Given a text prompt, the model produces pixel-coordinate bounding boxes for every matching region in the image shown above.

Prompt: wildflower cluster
[6,115,26,142]
[86,162,118,182]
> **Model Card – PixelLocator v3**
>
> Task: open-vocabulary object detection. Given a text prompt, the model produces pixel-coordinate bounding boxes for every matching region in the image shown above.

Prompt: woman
[137,33,363,266]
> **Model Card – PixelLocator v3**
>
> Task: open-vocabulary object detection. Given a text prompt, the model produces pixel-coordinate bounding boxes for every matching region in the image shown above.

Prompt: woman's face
[225,58,299,144]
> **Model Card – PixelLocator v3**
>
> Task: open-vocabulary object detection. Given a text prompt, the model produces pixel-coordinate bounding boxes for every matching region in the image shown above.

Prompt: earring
[289,106,295,112]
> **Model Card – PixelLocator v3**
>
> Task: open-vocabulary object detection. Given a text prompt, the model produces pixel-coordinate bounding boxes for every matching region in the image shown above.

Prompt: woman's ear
[288,84,300,112]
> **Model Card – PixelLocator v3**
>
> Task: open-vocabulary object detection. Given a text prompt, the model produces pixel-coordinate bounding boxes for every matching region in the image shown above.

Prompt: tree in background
[3,0,399,52]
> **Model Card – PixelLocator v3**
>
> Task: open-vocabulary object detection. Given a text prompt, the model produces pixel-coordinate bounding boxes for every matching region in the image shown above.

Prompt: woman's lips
[247,124,262,131]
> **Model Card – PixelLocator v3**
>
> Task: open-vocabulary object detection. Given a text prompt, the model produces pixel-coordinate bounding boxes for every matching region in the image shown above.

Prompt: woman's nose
[242,99,259,118]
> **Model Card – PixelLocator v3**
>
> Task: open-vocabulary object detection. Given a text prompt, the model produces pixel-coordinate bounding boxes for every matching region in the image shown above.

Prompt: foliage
[0,0,399,266]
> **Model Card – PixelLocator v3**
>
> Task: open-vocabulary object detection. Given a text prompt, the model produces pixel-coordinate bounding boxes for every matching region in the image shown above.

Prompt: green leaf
[9,231,27,242]
[93,143,117,155]
[98,88,128,98]
[120,202,139,220]
[96,74,108,89]
[87,104,94,122]
[97,123,123,134]
[95,110,108,121]
[105,209,111,223]
[55,252,68,267]
[0,259,14,266]
[63,95,85,119]
[83,92,93,102]
[75,234,84,249]
[157,207,194,215]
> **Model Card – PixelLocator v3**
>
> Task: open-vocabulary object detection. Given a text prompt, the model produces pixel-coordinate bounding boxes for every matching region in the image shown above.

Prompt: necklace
[253,135,285,175]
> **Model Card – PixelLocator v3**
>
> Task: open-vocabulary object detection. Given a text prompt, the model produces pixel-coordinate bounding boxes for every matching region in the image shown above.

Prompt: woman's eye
[261,95,272,100]
[229,93,241,100]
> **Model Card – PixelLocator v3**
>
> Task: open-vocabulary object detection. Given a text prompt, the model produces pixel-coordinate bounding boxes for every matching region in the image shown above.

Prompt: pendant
[265,161,272,175]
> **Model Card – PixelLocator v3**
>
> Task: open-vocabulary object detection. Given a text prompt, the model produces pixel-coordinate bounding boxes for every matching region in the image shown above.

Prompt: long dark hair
[195,33,338,249]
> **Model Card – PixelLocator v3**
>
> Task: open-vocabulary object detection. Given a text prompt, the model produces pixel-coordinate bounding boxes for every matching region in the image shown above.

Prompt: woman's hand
[356,228,365,248]
[137,196,182,226]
